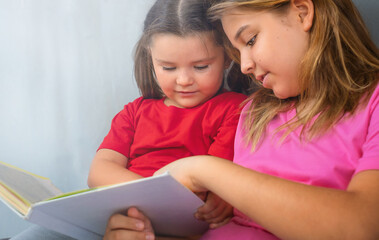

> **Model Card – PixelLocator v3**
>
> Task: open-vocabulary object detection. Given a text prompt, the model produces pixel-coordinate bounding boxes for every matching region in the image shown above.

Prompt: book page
[0,162,62,205]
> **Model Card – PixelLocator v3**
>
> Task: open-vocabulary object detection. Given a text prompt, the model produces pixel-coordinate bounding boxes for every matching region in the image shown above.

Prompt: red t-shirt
[98,91,246,177]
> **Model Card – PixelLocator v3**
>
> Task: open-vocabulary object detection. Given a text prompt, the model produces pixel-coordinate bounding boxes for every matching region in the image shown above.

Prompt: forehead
[221,9,286,41]
[221,8,266,28]
[150,32,224,58]
[150,32,217,47]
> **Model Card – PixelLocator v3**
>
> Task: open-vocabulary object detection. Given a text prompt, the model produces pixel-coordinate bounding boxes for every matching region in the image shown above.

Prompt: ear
[292,0,314,32]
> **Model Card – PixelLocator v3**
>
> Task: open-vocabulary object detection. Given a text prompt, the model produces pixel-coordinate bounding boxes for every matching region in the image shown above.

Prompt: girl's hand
[195,192,233,229]
[104,207,155,240]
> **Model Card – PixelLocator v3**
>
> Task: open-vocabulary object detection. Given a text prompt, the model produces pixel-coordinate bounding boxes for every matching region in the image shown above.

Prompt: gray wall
[354,0,379,45]
[0,0,378,238]
[0,0,154,237]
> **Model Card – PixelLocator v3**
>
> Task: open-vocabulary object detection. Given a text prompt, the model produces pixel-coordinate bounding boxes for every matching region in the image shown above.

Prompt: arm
[194,93,245,227]
[89,101,143,188]
[156,156,379,240]
[87,149,143,188]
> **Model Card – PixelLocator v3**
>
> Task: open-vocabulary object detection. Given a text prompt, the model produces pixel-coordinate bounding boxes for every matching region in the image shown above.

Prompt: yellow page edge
[0,183,30,215]
[0,161,49,180]
[46,172,171,201]
[46,188,101,201]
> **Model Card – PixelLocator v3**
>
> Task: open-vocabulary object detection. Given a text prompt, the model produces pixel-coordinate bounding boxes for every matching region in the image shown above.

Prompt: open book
[0,161,208,239]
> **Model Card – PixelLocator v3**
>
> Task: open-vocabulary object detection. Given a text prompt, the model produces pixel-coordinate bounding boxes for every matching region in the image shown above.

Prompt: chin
[273,92,287,100]
[273,89,298,100]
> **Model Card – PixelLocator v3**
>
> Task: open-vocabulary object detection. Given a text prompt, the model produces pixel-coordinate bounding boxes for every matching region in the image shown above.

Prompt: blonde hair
[209,0,379,149]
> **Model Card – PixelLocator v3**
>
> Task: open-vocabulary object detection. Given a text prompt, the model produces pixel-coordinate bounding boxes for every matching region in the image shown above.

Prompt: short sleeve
[97,98,142,157]
[208,93,247,161]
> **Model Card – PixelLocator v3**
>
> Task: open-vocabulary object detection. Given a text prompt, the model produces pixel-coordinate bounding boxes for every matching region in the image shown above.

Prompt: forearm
[156,236,200,240]
[87,149,143,188]
[190,156,379,240]
[88,159,143,188]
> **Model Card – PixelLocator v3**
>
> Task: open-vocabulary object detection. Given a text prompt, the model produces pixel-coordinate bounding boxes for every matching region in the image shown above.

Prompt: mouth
[176,90,197,93]
[176,91,198,96]
[256,73,269,86]
[256,73,267,82]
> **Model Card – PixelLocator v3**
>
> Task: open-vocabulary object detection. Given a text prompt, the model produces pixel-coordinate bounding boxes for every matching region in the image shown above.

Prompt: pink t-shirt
[202,85,379,239]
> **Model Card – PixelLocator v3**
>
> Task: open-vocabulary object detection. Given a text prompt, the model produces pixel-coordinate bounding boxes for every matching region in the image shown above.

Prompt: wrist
[188,155,221,192]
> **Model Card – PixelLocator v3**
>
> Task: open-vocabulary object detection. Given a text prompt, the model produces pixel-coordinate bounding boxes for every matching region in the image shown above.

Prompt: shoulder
[355,82,379,117]
[367,82,379,111]
[115,97,163,120]
[210,91,247,107]
[124,97,162,111]
[199,92,247,120]
[125,96,144,107]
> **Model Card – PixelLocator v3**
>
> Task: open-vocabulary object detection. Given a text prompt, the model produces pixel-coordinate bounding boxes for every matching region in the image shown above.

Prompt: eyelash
[162,67,175,71]
[194,65,209,70]
[246,35,257,47]
[162,65,209,71]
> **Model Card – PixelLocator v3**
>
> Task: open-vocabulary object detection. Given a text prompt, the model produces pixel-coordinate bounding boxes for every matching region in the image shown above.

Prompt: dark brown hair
[133,0,252,99]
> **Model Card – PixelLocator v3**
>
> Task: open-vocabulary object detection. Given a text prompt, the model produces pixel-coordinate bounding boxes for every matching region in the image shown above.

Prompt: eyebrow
[234,25,249,41]
[192,56,217,64]
[154,59,173,65]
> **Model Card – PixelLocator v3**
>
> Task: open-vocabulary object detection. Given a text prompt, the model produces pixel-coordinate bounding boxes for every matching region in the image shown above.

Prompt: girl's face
[150,33,227,108]
[221,3,311,99]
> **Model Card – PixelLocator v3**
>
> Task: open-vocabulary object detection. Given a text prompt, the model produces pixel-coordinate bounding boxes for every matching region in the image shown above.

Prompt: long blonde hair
[209,0,379,150]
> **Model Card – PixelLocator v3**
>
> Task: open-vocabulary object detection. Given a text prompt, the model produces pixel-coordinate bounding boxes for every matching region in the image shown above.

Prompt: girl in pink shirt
[151,0,379,240]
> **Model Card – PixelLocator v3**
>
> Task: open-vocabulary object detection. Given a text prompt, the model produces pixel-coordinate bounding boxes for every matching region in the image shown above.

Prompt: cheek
[269,35,304,73]
[253,37,276,65]
[201,72,223,91]
[154,71,173,91]
[154,71,164,86]
[282,28,308,64]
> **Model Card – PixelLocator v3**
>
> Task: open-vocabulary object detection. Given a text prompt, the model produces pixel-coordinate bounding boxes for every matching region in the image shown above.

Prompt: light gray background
[0,0,377,238]
[0,0,154,237]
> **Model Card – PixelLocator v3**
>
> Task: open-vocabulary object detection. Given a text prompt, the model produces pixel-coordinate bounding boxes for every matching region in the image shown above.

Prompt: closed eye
[162,66,176,71]
[194,65,209,70]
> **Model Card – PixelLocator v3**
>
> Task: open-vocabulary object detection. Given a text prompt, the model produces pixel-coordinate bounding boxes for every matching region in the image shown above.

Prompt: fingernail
[136,222,144,230]
[145,233,154,240]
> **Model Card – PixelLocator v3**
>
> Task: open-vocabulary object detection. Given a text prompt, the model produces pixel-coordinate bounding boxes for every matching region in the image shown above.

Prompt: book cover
[0,161,208,239]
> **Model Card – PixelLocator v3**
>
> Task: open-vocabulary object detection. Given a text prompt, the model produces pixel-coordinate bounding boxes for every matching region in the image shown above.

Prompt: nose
[240,50,255,75]
[176,69,194,86]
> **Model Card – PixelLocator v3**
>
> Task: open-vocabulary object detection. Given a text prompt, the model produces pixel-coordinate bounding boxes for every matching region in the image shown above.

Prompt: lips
[176,91,198,96]
[256,73,266,82]
[256,73,269,87]
[176,89,197,93]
